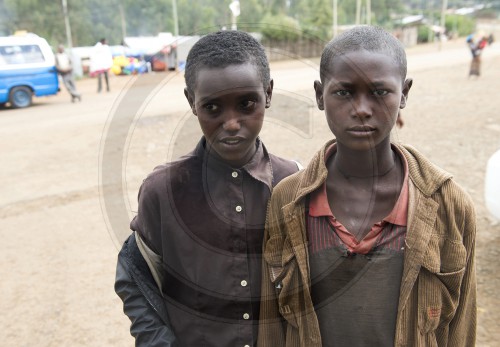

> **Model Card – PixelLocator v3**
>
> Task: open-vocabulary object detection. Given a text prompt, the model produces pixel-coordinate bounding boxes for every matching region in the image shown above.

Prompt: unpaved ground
[1,39,499,346]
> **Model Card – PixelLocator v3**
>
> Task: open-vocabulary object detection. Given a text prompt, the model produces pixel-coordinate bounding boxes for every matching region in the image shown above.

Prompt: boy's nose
[222,113,241,132]
[351,95,372,119]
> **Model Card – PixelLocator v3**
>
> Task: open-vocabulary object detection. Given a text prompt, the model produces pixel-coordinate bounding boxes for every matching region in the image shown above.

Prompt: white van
[0,33,59,108]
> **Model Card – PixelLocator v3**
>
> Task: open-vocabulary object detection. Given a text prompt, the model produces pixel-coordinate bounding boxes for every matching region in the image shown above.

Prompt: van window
[0,44,45,65]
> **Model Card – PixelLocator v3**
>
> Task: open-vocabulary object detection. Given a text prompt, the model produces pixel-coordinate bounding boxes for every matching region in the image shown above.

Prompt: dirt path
[1,39,499,346]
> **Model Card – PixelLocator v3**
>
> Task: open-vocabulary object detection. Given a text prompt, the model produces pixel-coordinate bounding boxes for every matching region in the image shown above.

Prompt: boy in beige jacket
[259,26,476,347]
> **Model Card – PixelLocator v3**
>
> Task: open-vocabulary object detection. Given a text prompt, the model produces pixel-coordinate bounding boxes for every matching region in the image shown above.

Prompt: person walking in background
[55,44,81,103]
[467,34,488,78]
[90,38,113,92]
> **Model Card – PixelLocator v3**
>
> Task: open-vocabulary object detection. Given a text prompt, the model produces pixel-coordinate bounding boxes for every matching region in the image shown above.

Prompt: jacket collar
[290,140,453,205]
[397,144,452,197]
[291,139,335,205]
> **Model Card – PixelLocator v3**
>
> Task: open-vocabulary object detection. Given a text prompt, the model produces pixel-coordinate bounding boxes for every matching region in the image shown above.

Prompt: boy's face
[185,63,272,167]
[315,50,412,151]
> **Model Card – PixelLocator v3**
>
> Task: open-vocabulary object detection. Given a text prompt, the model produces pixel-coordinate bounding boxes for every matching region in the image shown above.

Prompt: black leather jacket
[115,233,177,346]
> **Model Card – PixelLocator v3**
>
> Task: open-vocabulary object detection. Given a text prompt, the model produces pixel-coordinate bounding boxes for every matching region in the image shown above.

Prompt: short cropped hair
[184,30,270,95]
[320,26,407,82]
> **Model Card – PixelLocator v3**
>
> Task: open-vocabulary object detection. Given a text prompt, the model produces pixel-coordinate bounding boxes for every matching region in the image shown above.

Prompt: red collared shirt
[308,143,409,255]
[306,143,410,347]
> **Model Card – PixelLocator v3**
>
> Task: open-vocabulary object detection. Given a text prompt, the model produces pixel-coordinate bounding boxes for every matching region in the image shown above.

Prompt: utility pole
[356,0,361,25]
[427,0,434,44]
[172,0,179,36]
[333,0,338,37]
[229,0,240,31]
[366,0,371,25]
[119,4,127,40]
[439,0,448,50]
[61,0,73,48]
[356,0,371,25]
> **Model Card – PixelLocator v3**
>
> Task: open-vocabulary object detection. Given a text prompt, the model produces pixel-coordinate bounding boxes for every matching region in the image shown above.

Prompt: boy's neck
[204,138,259,169]
[332,140,395,179]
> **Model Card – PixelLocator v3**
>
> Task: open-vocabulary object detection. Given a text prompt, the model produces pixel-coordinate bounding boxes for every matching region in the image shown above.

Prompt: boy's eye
[334,90,351,97]
[203,103,219,112]
[240,99,257,110]
[373,89,388,96]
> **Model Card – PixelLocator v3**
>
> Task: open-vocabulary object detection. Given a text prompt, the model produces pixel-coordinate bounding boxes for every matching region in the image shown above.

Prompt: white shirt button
[235,205,242,212]
[243,313,250,320]
[232,171,238,178]
[240,280,248,287]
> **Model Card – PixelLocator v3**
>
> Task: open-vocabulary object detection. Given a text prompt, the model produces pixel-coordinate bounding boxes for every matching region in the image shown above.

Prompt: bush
[260,14,302,41]
[445,15,476,37]
[417,25,431,43]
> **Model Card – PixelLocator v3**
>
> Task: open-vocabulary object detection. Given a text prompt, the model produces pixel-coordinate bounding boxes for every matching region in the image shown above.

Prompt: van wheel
[9,86,33,108]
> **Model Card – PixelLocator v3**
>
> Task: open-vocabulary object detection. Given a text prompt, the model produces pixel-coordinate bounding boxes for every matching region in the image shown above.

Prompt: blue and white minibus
[0,33,59,108]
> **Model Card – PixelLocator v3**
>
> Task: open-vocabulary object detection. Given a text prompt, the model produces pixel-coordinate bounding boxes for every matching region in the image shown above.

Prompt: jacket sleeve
[115,234,176,347]
[447,200,477,346]
[258,198,287,347]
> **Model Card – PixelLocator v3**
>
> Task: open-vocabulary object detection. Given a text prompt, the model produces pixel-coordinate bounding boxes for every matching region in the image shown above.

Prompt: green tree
[124,0,175,37]
[175,0,226,34]
[260,13,301,41]
[0,0,417,46]
[4,0,65,46]
[289,0,337,40]
[238,0,266,30]
[445,14,475,37]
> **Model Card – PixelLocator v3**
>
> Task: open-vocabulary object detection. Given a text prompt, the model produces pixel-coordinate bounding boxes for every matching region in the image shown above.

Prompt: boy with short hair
[115,30,299,346]
[258,26,476,347]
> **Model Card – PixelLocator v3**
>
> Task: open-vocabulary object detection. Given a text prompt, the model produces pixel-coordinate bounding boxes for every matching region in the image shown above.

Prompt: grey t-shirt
[308,218,406,346]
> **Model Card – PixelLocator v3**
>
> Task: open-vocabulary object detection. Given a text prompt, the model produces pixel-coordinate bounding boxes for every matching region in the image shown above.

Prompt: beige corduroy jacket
[258,139,477,347]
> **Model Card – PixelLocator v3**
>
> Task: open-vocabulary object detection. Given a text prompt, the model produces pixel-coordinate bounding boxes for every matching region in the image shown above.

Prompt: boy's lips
[348,125,376,131]
[347,125,376,136]
[219,136,245,146]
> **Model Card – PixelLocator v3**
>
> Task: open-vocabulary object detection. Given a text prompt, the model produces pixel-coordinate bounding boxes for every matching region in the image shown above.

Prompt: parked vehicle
[0,33,59,108]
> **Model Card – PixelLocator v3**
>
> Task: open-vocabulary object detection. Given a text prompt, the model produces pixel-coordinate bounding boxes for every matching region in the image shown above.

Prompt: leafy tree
[176,0,226,34]
[268,0,287,15]
[2,0,477,47]
[4,0,65,46]
[371,0,404,26]
[0,0,13,35]
[260,13,301,41]
[124,0,175,37]
[300,0,335,40]
[238,0,266,31]
[445,14,475,37]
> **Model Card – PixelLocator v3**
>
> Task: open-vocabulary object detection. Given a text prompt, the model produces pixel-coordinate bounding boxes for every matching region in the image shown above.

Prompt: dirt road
[1,39,499,346]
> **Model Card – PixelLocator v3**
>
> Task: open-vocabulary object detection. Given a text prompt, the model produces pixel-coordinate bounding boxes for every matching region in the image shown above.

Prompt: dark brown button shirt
[131,137,298,347]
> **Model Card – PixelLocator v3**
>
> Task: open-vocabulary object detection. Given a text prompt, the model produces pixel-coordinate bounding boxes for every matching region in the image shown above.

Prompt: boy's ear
[314,80,324,110]
[265,79,274,108]
[400,78,413,109]
[184,87,197,115]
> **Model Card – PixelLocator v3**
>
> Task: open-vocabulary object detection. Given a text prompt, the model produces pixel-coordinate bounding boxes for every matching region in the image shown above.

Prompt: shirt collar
[309,143,409,226]
[196,137,273,191]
